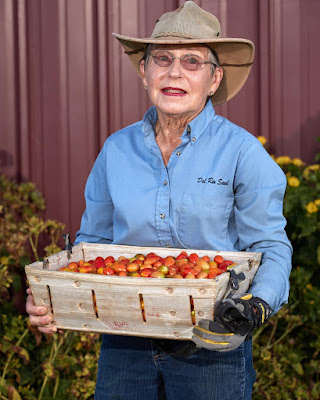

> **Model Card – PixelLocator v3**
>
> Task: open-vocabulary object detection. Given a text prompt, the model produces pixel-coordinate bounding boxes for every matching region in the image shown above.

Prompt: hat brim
[113,33,254,106]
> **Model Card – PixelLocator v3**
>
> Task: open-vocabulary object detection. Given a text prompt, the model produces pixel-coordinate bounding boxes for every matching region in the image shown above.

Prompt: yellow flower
[303,164,320,178]
[292,158,305,167]
[275,156,291,165]
[314,199,320,206]
[287,176,300,187]
[257,136,267,146]
[305,202,318,214]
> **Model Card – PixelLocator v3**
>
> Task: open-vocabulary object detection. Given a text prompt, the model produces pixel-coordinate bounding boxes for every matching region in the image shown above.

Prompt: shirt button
[192,137,196,142]
[176,151,181,156]
[160,213,166,219]
[164,180,168,186]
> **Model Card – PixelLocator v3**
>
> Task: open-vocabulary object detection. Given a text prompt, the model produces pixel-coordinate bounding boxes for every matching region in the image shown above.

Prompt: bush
[0,176,100,399]
[0,136,319,399]
[252,138,320,399]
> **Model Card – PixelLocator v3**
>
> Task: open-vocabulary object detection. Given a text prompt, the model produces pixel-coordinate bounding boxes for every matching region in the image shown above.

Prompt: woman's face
[140,45,223,121]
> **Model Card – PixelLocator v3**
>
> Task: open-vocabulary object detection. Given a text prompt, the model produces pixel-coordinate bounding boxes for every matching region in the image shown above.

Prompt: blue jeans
[94,335,256,400]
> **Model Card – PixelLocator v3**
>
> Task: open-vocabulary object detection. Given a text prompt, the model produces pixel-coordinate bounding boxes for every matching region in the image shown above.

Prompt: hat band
[221,62,253,67]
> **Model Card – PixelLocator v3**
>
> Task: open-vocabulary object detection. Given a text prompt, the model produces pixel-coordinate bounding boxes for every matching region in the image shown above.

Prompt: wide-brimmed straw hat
[113,1,254,106]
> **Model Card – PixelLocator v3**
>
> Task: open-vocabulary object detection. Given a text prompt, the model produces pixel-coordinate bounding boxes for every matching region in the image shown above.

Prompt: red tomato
[188,253,199,264]
[214,255,224,265]
[118,271,127,276]
[176,252,188,261]
[209,267,223,276]
[104,256,115,265]
[103,267,115,275]
[164,256,175,267]
[132,259,144,266]
[146,252,158,258]
[144,256,160,265]
[218,262,230,272]
[201,255,210,263]
[113,263,127,273]
[94,258,105,269]
[153,261,163,268]
[181,267,197,277]
[140,268,154,277]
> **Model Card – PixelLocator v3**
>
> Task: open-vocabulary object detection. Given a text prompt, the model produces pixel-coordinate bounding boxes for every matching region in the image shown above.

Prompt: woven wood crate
[25,243,261,340]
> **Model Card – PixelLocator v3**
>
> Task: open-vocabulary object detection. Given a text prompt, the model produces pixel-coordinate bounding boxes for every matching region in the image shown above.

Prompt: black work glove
[192,294,272,352]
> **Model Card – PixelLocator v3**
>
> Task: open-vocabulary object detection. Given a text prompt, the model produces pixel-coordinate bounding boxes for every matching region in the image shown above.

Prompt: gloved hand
[192,294,272,352]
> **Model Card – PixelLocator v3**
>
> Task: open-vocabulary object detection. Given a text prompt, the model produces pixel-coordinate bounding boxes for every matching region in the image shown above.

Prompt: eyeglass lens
[150,51,210,71]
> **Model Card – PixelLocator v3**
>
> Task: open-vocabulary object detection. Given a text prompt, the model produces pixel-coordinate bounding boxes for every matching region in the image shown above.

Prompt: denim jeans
[94,335,256,400]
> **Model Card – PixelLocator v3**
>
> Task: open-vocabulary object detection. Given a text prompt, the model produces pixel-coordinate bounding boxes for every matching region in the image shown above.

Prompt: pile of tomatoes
[59,251,237,279]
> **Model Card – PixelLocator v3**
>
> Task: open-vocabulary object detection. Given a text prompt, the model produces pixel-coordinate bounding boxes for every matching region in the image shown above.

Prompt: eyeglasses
[148,50,216,71]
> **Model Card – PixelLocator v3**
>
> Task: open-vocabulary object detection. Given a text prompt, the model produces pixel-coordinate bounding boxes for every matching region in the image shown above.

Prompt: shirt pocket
[177,192,233,249]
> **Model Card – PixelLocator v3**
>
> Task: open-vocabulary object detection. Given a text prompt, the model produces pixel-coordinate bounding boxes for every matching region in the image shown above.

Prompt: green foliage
[1,138,320,399]
[252,140,320,399]
[0,175,101,399]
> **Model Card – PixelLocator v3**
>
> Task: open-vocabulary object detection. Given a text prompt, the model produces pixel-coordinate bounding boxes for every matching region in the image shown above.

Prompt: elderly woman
[26,2,292,399]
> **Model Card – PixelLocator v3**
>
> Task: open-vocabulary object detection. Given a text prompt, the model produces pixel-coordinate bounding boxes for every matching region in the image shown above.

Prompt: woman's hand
[26,287,57,334]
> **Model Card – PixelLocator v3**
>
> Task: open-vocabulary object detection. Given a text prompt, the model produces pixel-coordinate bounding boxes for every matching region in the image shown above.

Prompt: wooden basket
[25,243,261,340]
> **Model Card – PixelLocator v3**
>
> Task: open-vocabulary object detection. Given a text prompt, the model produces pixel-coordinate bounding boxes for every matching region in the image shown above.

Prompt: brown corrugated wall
[1,0,320,239]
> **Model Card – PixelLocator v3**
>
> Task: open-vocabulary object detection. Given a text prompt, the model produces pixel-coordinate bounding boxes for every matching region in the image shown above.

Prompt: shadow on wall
[300,111,320,162]
[269,112,320,163]
[0,150,14,169]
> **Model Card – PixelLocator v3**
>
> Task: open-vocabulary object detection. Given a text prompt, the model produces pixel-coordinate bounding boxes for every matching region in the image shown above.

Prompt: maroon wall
[1,0,320,240]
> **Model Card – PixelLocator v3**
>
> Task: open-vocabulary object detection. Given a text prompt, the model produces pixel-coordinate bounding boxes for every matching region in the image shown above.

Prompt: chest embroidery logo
[197,177,229,185]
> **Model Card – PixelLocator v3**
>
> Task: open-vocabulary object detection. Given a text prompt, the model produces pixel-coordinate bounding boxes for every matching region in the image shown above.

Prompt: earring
[209,91,214,96]
[144,86,147,90]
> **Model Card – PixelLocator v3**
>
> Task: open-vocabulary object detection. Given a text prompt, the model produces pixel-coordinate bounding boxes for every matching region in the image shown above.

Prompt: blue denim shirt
[75,101,292,313]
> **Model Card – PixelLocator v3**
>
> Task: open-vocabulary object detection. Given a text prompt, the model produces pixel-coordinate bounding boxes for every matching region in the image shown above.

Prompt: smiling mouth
[161,87,187,95]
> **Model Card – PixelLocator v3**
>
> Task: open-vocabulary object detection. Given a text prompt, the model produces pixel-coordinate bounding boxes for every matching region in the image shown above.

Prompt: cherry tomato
[68,262,79,271]
[103,266,115,275]
[218,262,229,272]
[104,256,115,265]
[214,255,224,265]
[188,253,199,264]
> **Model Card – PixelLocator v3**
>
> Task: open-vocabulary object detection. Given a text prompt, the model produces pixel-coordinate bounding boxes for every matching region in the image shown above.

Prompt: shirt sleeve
[75,141,114,245]
[234,140,293,314]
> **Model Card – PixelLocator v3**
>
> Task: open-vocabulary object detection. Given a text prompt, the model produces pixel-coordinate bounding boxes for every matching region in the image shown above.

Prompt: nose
[167,57,183,78]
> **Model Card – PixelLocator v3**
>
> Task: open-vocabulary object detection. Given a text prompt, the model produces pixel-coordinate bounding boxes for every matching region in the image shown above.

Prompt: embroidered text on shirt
[197,177,229,185]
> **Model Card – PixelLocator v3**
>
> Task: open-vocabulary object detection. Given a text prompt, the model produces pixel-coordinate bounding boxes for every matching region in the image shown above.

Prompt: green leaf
[292,362,304,376]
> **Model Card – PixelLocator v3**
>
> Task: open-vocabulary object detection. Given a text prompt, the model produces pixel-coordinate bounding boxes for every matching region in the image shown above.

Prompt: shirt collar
[142,101,216,144]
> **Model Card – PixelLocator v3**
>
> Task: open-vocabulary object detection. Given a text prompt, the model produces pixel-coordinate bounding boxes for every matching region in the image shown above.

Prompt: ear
[208,67,223,96]
[139,60,147,87]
